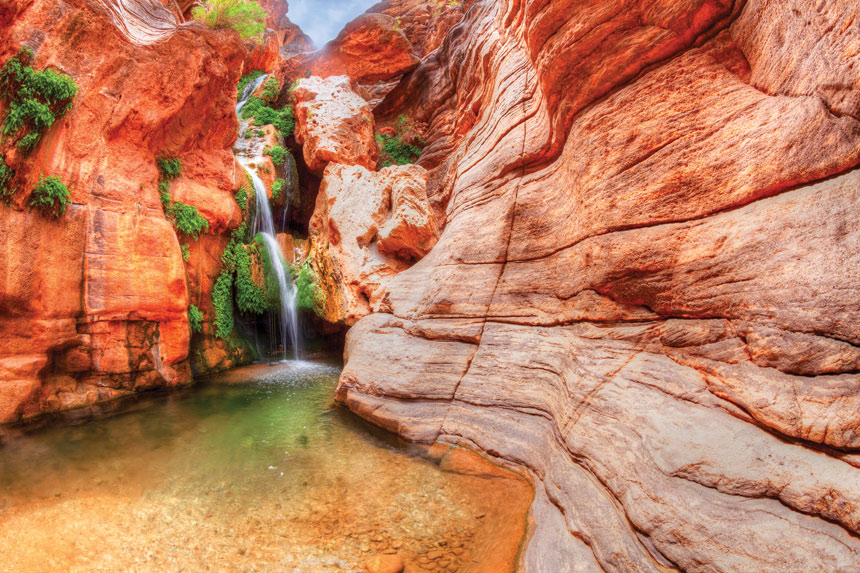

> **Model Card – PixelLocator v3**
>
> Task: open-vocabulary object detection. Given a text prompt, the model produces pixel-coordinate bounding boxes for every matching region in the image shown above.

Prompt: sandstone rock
[307,163,437,325]
[364,553,404,573]
[367,0,472,58]
[243,30,281,72]
[0,0,244,422]
[337,0,860,570]
[279,13,419,95]
[293,76,378,174]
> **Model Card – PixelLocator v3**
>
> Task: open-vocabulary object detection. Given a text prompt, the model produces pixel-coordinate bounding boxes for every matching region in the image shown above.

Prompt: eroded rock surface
[337,0,860,570]
[293,76,378,174]
[0,0,244,422]
[307,163,437,326]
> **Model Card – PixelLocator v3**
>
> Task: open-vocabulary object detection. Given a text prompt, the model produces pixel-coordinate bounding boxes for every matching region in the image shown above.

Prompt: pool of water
[0,360,531,572]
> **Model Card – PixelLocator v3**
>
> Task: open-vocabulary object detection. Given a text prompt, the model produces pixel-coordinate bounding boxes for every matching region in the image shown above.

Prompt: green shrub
[168,202,210,239]
[158,181,172,206]
[296,261,324,316]
[261,76,280,103]
[271,178,285,199]
[274,105,295,138]
[242,97,294,138]
[376,133,422,167]
[157,156,182,181]
[0,156,15,201]
[181,243,190,262]
[255,233,284,309]
[235,186,247,210]
[191,0,267,43]
[264,145,287,165]
[376,114,423,168]
[188,304,203,333]
[212,271,234,339]
[0,48,78,153]
[237,70,264,99]
[223,236,268,314]
[30,175,70,219]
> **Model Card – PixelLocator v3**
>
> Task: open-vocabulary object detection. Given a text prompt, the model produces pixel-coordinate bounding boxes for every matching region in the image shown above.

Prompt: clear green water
[0,360,529,572]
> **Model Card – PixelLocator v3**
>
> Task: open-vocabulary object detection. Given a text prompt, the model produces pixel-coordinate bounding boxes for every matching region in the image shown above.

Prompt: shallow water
[0,360,531,572]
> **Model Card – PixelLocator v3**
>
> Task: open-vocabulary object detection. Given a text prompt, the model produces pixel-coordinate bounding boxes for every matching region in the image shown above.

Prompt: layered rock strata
[0,0,245,422]
[336,0,860,570]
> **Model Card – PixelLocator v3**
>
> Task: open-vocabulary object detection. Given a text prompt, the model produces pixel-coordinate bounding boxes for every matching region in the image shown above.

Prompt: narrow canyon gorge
[1,0,859,570]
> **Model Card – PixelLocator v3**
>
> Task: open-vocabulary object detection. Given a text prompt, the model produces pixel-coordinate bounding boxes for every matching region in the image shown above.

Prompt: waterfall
[235,73,302,361]
[236,73,268,117]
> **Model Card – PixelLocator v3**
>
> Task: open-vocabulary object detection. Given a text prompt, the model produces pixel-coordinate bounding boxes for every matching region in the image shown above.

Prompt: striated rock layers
[0,0,246,422]
[336,0,860,570]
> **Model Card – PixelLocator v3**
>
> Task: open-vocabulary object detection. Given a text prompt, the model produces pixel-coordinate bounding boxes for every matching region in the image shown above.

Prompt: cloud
[286,0,379,48]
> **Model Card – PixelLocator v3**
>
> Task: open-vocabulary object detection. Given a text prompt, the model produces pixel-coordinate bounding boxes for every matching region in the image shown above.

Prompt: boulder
[293,76,378,174]
[307,163,437,325]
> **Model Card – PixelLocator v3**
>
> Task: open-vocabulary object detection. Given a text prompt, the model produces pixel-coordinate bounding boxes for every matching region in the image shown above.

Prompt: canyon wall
[336,0,860,570]
[0,0,247,422]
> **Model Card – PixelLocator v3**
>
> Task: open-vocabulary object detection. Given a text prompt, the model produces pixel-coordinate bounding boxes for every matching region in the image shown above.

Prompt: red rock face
[0,0,244,422]
[367,0,474,58]
[293,76,379,174]
[337,0,860,569]
[278,12,420,108]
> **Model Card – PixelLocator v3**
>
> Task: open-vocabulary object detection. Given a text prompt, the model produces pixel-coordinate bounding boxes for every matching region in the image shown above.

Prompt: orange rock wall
[0,0,245,422]
[337,0,860,569]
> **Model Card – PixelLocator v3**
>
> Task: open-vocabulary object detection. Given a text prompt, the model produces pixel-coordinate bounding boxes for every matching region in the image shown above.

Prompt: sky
[286,0,379,48]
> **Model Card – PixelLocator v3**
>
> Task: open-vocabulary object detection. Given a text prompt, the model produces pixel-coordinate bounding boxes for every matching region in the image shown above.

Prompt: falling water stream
[235,74,301,360]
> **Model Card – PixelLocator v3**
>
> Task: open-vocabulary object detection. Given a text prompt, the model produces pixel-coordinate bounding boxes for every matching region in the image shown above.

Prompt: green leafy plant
[158,181,172,206]
[211,224,275,340]
[30,175,70,219]
[191,0,267,43]
[181,243,190,262]
[296,261,324,316]
[168,202,210,239]
[273,106,295,138]
[255,234,284,310]
[261,76,280,103]
[236,70,264,99]
[157,156,182,181]
[376,115,423,168]
[0,156,15,202]
[235,186,247,210]
[188,304,203,333]
[271,178,285,199]
[242,97,294,138]
[212,271,234,339]
[264,145,287,165]
[0,48,78,153]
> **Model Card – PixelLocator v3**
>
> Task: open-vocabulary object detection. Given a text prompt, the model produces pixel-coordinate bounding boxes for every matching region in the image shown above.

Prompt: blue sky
[286,0,379,48]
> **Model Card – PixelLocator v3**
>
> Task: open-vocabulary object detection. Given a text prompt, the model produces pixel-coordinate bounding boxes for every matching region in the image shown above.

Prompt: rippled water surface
[0,360,530,572]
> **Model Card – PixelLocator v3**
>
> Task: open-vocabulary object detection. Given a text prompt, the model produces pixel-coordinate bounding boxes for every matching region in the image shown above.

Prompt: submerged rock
[364,552,404,573]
